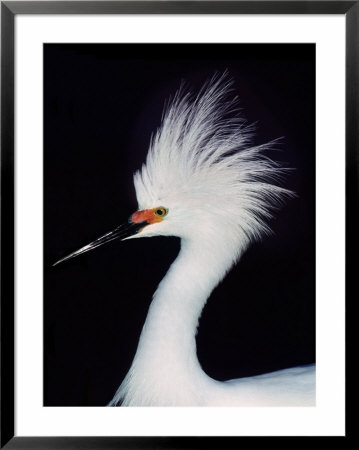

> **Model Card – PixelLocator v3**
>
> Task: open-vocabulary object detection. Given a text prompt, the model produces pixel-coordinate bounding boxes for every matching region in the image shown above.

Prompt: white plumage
[109,75,315,406]
[56,74,315,406]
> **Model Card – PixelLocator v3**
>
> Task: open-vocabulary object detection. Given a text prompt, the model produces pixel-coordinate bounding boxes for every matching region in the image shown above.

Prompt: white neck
[110,237,237,406]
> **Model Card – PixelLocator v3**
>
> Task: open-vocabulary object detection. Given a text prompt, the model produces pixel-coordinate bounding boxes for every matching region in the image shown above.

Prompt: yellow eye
[154,207,168,218]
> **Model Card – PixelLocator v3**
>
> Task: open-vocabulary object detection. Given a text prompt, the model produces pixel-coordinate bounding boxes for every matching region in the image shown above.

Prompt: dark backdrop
[44,43,315,406]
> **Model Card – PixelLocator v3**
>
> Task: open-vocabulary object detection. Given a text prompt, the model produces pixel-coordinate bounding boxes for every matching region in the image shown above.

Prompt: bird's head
[53,74,292,267]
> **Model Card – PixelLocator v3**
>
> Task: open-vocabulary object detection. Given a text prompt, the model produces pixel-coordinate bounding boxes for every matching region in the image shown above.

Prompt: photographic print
[44,43,315,407]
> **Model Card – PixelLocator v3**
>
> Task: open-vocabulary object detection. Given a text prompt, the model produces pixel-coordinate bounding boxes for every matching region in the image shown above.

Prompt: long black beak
[53,220,146,266]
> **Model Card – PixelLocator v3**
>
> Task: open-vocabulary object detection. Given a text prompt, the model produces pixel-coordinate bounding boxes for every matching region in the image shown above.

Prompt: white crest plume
[134,74,292,248]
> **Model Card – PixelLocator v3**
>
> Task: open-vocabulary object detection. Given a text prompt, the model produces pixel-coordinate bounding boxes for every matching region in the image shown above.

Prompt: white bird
[55,75,315,406]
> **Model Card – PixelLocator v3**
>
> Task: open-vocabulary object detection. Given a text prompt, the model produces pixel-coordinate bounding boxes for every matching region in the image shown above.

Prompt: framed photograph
[1,1,353,447]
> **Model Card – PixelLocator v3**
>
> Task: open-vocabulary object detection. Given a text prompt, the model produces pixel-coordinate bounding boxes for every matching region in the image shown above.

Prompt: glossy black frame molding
[0,1,355,448]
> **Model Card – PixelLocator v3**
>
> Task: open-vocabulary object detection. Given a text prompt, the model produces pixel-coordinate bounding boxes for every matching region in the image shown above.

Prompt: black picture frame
[1,1,355,448]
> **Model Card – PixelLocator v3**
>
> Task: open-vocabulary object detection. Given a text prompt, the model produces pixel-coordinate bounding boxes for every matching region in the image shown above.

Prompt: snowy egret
[54,75,315,406]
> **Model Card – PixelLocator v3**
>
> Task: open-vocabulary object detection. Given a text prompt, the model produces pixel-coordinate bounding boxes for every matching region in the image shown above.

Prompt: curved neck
[149,239,228,331]
[111,238,235,406]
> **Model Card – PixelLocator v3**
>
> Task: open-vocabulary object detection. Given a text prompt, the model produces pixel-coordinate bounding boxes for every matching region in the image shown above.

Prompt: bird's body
[56,75,315,406]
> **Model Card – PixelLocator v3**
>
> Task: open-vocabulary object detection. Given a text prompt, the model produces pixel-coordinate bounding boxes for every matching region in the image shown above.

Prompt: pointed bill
[53,220,146,266]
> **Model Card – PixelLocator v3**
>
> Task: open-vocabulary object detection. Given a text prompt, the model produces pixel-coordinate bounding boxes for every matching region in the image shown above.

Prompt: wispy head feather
[134,74,293,249]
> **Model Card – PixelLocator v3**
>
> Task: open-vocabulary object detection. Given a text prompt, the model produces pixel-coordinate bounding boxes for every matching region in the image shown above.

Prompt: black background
[44,44,315,406]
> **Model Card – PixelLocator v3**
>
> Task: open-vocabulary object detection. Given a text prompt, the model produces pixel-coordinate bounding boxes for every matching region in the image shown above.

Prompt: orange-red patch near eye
[131,209,163,225]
